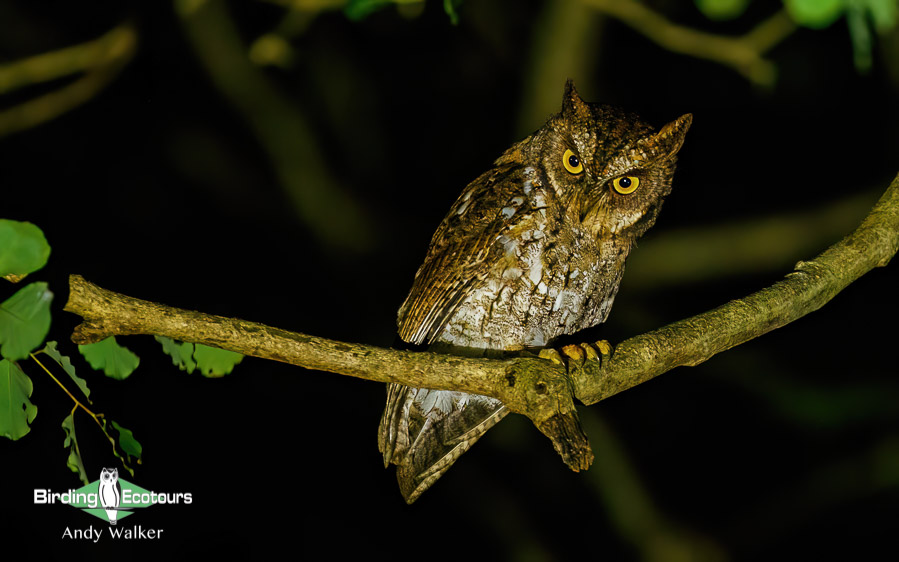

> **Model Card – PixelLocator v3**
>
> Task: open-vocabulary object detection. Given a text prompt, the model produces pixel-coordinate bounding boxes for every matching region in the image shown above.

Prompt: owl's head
[530,81,691,243]
[100,467,118,482]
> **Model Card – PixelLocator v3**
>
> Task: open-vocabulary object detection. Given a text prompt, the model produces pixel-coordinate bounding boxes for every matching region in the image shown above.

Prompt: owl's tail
[377,383,508,503]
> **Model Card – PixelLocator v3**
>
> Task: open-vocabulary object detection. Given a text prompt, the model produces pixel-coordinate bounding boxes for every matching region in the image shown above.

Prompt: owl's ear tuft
[637,113,692,163]
[562,79,591,120]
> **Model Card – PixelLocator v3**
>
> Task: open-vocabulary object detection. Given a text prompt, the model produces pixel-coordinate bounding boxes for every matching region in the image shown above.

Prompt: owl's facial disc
[580,112,692,238]
[579,186,647,237]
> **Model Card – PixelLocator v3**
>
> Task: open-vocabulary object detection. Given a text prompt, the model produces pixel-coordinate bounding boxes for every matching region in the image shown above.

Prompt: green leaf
[0,220,51,282]
[42,341,91,402]
[62,413,89,484]
[0,359,37,440]
[194,344,243,378]
[785,0,845,28]
[78,337,140,380]
[0,282,52,361]
[344,0,393,20]
[865,0,898,31]
[847,0,873,71]
[695,0,750,20]
[158,337,242,377]
[444,0,462,24]
[110,419,142,465]
[155,336,196,374]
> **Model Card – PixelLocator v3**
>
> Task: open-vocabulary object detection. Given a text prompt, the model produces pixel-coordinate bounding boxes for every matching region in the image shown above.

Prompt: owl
[99,467,121,525]
[378,81,691,503]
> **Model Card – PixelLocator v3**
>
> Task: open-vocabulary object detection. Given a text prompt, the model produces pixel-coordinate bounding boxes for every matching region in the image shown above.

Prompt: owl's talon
[538,348,565,366]
[560,344,586,364]
[595,339,612,356]
[581,343,600,361]
[539,340,612,371]
[563,341,611,364]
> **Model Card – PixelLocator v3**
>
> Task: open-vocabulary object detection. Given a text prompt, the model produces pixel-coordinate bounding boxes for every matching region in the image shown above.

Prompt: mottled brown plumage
[379,81,691,503]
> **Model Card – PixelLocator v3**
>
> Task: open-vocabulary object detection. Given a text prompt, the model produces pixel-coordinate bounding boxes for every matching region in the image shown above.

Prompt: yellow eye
[562,149,583,174]
[612,175,640,194]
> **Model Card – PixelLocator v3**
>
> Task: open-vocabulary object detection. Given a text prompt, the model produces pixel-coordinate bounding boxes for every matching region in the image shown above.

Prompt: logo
[34,468,192,541]
[98,467,121,525]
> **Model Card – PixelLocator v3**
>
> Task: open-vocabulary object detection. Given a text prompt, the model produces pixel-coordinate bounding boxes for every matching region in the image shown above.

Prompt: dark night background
[2,0,898,560]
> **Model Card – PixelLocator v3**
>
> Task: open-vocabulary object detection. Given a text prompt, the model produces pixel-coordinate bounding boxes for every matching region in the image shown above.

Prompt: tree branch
[572,171,899,404]
[65,171,899,467]
[0,22,137,138]
[580,0,797,87]
[64,272,587,467]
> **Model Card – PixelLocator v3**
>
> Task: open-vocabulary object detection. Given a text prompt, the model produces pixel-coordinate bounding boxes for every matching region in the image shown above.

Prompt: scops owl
[378,81,691,503]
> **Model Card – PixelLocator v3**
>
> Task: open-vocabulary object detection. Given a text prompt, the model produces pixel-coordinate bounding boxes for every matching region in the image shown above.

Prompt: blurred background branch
[582,409,728,562]
[517,0,605,134]
[176,0,373,251]
[250,0,348,67]
[575,170,899,405]
[0,22,136,137]
[626,188,880,291]
[580,0,796,88]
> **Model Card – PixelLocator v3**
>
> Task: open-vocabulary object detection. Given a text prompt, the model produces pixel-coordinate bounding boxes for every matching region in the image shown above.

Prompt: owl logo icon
[98,468,122,525]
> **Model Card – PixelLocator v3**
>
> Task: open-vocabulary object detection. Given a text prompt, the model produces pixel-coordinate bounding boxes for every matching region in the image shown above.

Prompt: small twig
[0,22,137,137]
[0,24,135,94]
[29,351,140,474]
[29,352,117,453]
[581,0,797,87]
[30,353,92,416]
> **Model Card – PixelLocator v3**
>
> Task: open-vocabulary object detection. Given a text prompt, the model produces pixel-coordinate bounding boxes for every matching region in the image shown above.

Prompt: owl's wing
[379,163,534,502]
[378,382,413,467]
[378,384,509,503]
[397,163,524,345]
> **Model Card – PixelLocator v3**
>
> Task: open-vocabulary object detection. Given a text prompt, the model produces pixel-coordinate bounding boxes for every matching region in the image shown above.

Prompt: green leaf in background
[62,413,89,484]
[42,341,91,402]
[155,336,197,374]
[847,0,874,70]
[157,336,242,377]
[444,0,462,24]
[344,0,393,20]
[0,359,37,440]
[695,0,750,20]
[110,419,142,466]
[865,0,898,31]
[78,337,140,380]
[785,0,845,28]
[194,344,243,378]
[0,220,51,283]
[846,0,899,71]
[345,0,440,21]
[0,282,52,361]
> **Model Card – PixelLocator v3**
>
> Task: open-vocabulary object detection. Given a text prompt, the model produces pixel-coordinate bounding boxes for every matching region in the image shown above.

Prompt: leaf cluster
[0,220,245,484]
